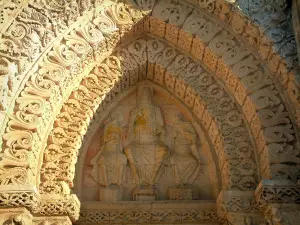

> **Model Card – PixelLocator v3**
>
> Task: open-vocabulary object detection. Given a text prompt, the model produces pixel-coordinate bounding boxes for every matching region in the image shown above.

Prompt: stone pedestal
[132,186,157,201]
[99,187,122,202]
[168,186,198,200]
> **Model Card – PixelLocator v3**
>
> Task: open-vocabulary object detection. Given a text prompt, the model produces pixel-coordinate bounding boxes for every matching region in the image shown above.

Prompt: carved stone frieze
[255,180,300,208]
[0,1,298,224]
[75,201,223,224]
[34,194,80,222]
[0,185,39,210]
[217,191,259,218]
[0,0,297,198]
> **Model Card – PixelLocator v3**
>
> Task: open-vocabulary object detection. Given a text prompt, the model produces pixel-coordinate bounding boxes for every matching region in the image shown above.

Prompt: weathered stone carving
[0,0,298,224]
[77,201,222,224]
[0,58,18,110]
[124,85,168,186]
[169,114,201,185]
[0,0,296,199]
[255,180,300,208]
[90,111,127,188]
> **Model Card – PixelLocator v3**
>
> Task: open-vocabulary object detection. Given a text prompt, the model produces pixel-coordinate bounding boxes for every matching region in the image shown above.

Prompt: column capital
[0,185,40,210]
[217,190,264,224]
[255,179,300,208]
[33,194,80,222]
[217,190,259,217]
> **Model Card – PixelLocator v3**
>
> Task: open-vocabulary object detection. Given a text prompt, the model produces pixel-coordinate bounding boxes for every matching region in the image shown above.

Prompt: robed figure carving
[170,114,202,185]
[90,112,127,187]
[124,85,168,186]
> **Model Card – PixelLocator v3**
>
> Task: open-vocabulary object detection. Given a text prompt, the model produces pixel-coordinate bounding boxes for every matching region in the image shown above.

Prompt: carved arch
[40,37,259,196]
[0,1,298,191]
[0,0,299,223]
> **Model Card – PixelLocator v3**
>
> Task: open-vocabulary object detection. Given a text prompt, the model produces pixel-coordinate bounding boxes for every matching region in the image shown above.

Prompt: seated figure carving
[124,85,168,186]
[170,114,202,185]
[90,111,127,188]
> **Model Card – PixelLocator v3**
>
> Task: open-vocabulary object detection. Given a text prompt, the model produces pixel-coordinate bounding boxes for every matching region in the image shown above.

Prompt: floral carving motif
[0,1,298,224]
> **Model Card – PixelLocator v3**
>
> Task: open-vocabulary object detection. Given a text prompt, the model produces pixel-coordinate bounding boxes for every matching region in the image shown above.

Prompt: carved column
[255,179,300,225]
[217,191,264,225]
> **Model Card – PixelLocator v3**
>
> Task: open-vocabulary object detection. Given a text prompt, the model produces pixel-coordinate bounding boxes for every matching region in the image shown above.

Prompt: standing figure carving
[124,85,168,186]
[170,114,202,185]
[90,111,127,188]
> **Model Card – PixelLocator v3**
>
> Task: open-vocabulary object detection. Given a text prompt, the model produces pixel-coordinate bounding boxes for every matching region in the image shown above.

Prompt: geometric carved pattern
[76,202,222,224]
[255,180,300,208]
[217,191,259,219]
[0,187,39,210]
[77,210,221,224]
[34,194,80,222]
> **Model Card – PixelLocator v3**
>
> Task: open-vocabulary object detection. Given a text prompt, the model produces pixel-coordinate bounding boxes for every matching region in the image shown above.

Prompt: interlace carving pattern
[76,210,221,224]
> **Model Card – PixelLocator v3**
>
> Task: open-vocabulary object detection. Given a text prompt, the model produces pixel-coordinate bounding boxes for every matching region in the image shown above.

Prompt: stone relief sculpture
[124,85,168,187]
[0,58,18,111]
[169,114,202,186]
[90,111,127,188]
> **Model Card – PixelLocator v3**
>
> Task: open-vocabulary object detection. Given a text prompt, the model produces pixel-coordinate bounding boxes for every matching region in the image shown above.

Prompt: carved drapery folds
[0,0,298,191]
[41,37,258,196]
[0,0,299,224]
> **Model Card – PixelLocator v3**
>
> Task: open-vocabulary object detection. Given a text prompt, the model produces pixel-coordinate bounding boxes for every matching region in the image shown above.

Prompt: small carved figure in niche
[0,58,18,111]
[169,113,202,185]
[124,85,168,186]
[90,111,127,188]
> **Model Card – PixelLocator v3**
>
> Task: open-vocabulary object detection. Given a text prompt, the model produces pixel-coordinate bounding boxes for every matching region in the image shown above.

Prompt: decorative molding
[0,0,297,195]
[217,191,259,218]
[0,185,39,210]
[0,1,298,223]
[255,180,300,208]
[33,194,80,222]
[75,201,223,224]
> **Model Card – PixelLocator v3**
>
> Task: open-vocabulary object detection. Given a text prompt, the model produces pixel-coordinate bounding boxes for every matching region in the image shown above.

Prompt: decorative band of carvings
[77,210,222,224]
[0,185,39,210]
[76,201,223,224]
[217,191,259,218]
[33,194,80,222]
[255,180,300,207]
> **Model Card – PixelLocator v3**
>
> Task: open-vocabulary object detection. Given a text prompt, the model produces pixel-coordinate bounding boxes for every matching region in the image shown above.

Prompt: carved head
[110,111,124,124]
[137,85,153,105]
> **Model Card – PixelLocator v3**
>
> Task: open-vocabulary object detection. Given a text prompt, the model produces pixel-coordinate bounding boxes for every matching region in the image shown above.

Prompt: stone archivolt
[0,0,298,224]
[43,37,258,195]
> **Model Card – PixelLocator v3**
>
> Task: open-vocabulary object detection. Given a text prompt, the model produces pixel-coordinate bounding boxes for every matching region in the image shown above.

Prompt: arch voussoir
[0,0,299,224]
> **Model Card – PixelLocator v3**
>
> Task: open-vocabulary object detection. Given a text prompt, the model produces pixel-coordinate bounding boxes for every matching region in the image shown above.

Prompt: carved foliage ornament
[0,0,297,200]
[41,37,258,196]
[0,2,132,187]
